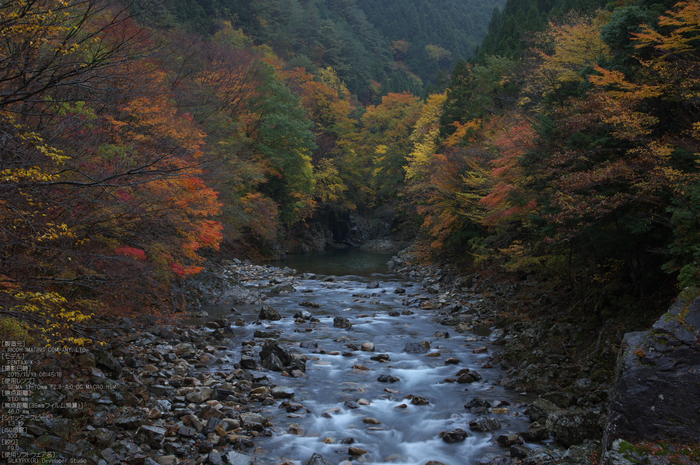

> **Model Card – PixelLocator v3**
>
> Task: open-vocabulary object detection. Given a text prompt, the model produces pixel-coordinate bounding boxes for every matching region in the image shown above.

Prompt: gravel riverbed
[2,254,620,465]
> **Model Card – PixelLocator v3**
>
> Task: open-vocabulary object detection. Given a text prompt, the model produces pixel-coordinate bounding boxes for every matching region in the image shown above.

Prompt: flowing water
[202,250,532,465]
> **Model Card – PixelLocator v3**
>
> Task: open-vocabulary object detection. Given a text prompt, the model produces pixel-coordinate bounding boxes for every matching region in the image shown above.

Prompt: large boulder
[602,293,700,457]
[545,409,601,447]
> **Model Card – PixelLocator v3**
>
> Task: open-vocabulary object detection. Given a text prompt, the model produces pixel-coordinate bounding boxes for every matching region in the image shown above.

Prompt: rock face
[603,293,700,454]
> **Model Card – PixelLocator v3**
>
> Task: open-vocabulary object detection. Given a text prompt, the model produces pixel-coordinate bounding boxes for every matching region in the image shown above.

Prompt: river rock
[295,310,313,319]
[289,423,305,435]
[240,355,257,369]
[260,339,300,372]
[94,349,121,372]
[178,424,197,438]
[602,293,700,454]
[262,352,284,371]
[271,283,295,293]
[404,341,430,353]
[77,352,97,368]
[224,451,254,465]
[410,395,430,405]
[113,414,144,429]
[135,425,166,448]
[455,368,482,383]
[345,400,360,409]
[477,454,513,465]
[334,316,353,329]
[254,329,281,338]
[521,448,565,465]
[465,398,492,415]
[546,409,601,447]
[526,398,560,424]
[259,305,282,320]
[469,417,502,432]
[271,386,295,399]
[186,386,213,403]
[496,434,523,447]
[208,451,225,465]
[239,412,267,426]
[441,315,474,326]
[542,391,576,408]
[361,342,375,351]
[440,428,470,443]
[520,423,550,442]
[508,446,528,460]
[377,374,400,383]
[307,453,333,465]
[348,447,368,456]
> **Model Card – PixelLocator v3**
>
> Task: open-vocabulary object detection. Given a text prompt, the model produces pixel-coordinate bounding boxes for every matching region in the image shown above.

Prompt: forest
[1,0,699,346]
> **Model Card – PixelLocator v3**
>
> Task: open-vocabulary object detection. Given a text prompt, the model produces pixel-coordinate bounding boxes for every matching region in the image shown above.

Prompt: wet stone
[271,386,295,399]
[469,417,502,432]
[259,305,282,320]
[440,428,470,443]
[496,434,523,447]
[345,400,361,409]
[510,445,529,460]
[307,453,334,465]
[223,451,254,465]
[254,330,281,338]
[334,316,353,329]
[377,374,400,383]
[281,401,305,412]
[300,301,321,308]
[240,355,257,369]
[289,423,305,435]
[404,341,430,354]
[477,454,513,465]
[348,447,368,456]
[520,424,550,442]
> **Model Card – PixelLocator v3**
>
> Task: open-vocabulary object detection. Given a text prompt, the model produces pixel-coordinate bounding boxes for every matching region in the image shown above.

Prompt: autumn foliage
[405,0,700,309]
[2,0,700,343]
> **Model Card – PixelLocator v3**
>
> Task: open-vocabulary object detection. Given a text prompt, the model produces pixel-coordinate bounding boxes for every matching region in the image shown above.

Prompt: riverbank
[390,247,700,465]
[2,252,696,465]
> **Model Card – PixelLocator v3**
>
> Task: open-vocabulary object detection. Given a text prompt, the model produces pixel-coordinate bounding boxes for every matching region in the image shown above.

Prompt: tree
[0,0,224,344]
[360,92,423,203]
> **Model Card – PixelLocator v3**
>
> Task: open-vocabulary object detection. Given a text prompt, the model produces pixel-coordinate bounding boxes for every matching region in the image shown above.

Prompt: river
[201,249,532,465]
